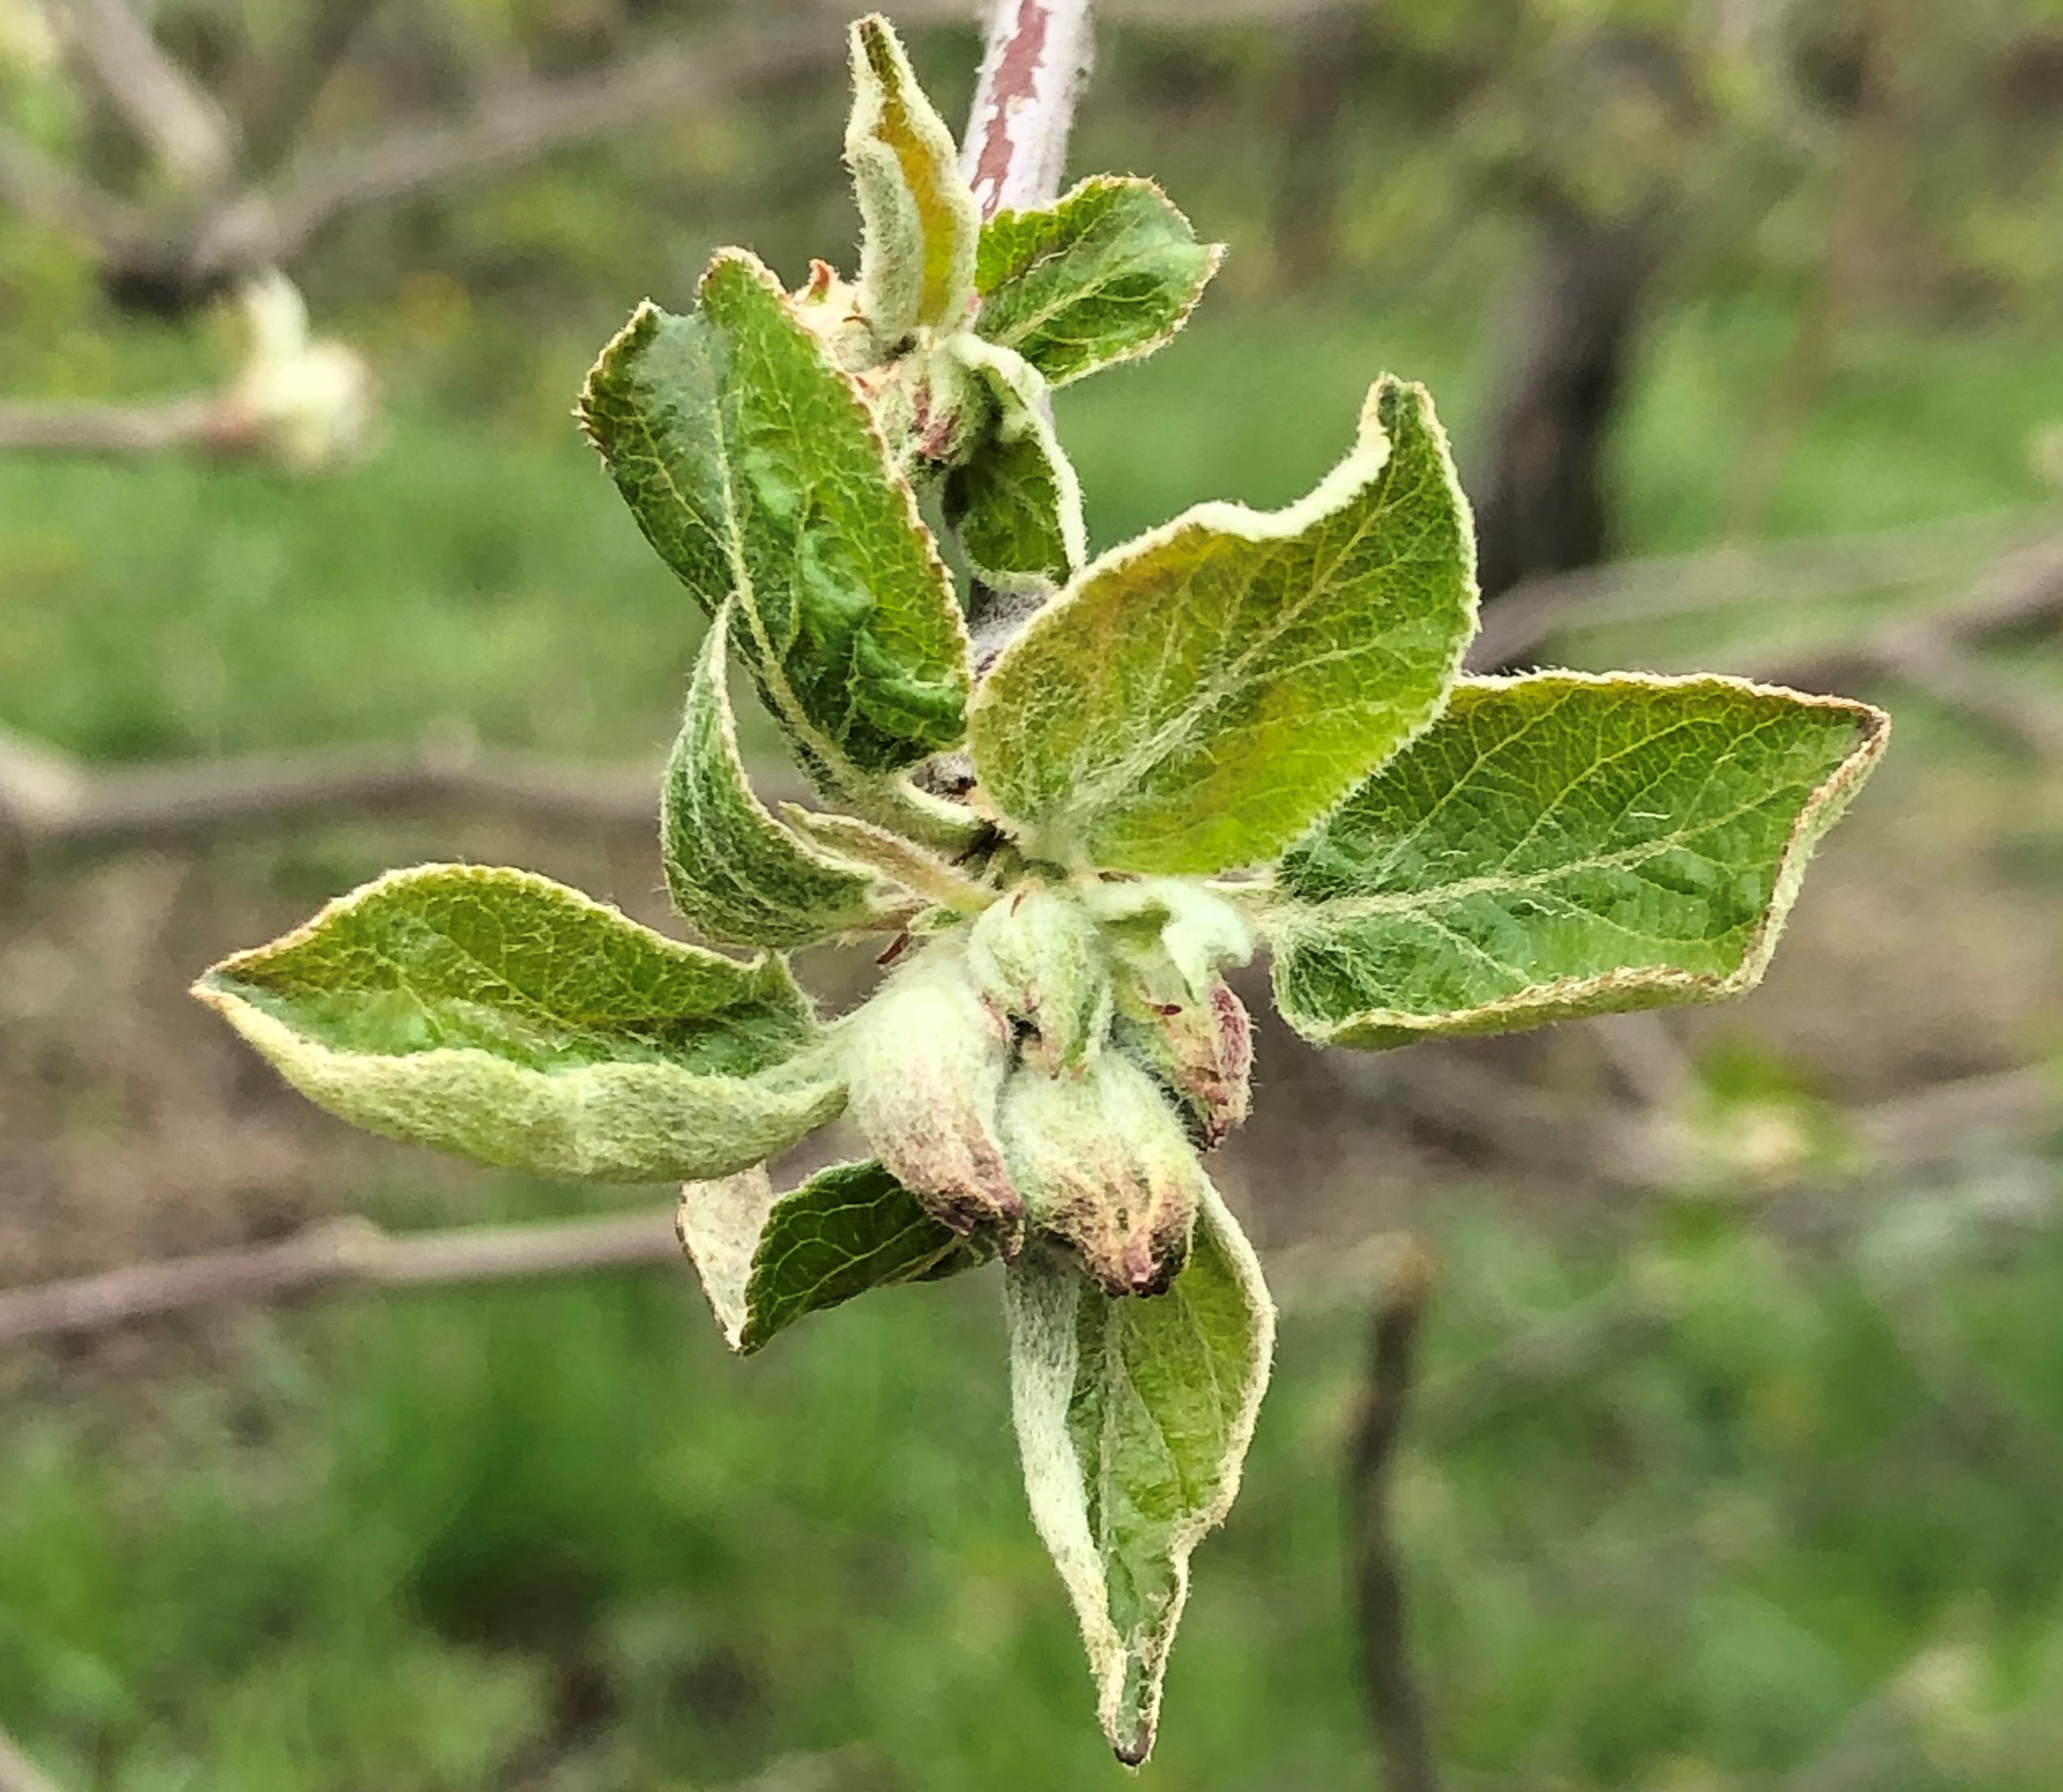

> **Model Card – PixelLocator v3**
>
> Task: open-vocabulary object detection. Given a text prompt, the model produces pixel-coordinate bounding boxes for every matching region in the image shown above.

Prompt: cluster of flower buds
[844,877,1254,1297]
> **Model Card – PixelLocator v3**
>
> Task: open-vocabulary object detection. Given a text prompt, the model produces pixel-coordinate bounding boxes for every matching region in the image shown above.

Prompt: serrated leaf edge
[968,375,1478,865]
[1263,669,1891,1047]
[197,861,805,1008]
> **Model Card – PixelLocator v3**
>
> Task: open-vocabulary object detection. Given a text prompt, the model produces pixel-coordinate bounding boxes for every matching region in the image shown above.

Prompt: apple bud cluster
[843,877,1253,1296]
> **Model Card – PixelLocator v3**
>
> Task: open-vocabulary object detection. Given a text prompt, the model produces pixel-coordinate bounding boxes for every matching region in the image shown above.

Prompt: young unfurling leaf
[942,334,1087,593]
[194,865,844,1182]
[969,376,1477,875]
[974,176,1221,386]
[579,252,976,848]
[846,13,980,347]
[1004,1185,1276,1765]
[679,1158,987,1355]
[1265,674,1890,1047]
[663,600,917,949]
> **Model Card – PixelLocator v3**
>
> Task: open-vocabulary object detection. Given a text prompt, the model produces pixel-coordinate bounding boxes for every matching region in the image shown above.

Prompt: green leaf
[778,803,998,916]
[1005,1182,1275,1765]
[663,601,918,949]
[974,176,1220,387]
[846,13,980,345]
[1266,672,1891,1048]
[194,865,844,1182]
[969,376,1477,874]
[943,334,1086,594]
[578,252,976,848]
[679,1158,988,1354]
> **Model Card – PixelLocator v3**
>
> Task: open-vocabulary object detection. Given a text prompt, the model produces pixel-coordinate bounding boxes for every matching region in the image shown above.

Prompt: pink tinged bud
[967,883,1112,1073]
[1113,971,1254,1149]
[844,940,1024,1252]
[1000,1053,1203,1299]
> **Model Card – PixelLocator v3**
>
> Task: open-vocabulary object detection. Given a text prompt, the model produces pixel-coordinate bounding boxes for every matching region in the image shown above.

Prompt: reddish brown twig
[963,0,1096,220]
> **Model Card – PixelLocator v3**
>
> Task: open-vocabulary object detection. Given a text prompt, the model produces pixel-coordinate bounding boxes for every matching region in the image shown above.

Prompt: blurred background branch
[0,1207,682,1345]
[1346,1239,1441,1792]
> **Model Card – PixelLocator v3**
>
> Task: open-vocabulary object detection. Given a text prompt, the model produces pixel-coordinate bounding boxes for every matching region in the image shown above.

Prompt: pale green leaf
[969,377,1477,874]
[1004,1183,1275,1765]
[847,13,979,345]
[679,1158,987,1354]
[578,252,977,848]
[943,334,1086,594]
[974,176,1220,386]
[1266,673,1891,1047]
[194,865,844,1182]
[663,600,918,949]
[778,803,997,915]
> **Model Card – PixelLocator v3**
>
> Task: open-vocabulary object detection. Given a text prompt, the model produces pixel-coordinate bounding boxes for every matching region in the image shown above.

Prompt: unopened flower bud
[1000,1052,1203,1298]
[844,938,1023,1250]
[967,883,1111,1073]
[1085,877,1253,996]
[792,259,874,369]
[1114,973,1253,1148]
[1091,878,1255,1145]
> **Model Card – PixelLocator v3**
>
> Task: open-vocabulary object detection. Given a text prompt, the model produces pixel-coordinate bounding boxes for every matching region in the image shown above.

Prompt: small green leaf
[1266,672,1891,1047]
[1005,1183,1275,1765]
[663,600,916,949]
[679,1158,987,1354]
[847,13,980,345]
[943,334,1086,594]
[194,865,844,1182]
[974,175,1221,387]
[579,252,977,848]
[970,376,1477,874]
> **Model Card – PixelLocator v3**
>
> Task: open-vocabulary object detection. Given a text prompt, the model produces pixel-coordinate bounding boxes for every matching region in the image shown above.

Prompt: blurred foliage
[5,298,2060,764]
[7,1173,2063,1788]
[4,0,2063,401]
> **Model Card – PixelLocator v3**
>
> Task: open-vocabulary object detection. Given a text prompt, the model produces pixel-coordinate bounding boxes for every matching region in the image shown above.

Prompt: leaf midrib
[1051,438,1431,834]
